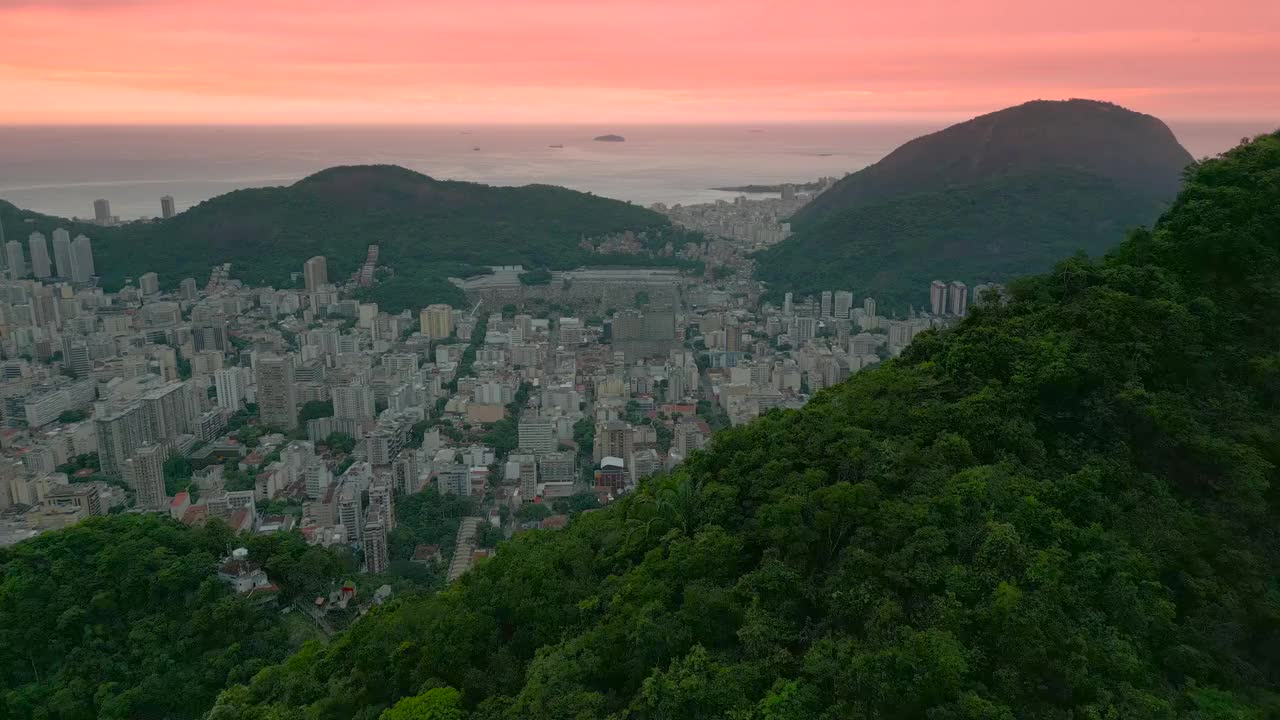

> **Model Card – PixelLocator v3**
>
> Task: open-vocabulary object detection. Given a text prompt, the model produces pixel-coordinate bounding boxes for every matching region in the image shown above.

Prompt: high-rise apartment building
[863,297,877,320]
[332,384,375,421]
[930,280,948,316]
[303,256,328,291]
[833,291,853,319]
[51,228,73,278]
[139,272,159,296]
[419,304,454,339]
[213,368,247,411]
[160,195,176,219]
[5,240,25,278]
[179,277,198,300]
[363,520,388,573]
[124,442,167,511]
[338,484,363,543]
[70,234,94,282]
[93,199,112,225]
[27,233,51,278]
[367,481,395,531]
[948,281,968,317]
[820,291,833,318]
[783,292,794,316]
[255,354,298,429]
[518,416,556,454]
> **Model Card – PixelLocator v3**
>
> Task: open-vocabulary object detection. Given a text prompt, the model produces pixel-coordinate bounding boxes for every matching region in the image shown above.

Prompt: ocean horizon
[0,121,1269,222]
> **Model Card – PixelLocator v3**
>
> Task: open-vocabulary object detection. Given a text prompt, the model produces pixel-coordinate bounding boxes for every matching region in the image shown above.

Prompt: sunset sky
[1,0,1277,124]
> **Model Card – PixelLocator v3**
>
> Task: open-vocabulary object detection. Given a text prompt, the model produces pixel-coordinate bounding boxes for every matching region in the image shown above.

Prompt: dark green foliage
[792,99,1192,228]
[323,432,356,454]
[207,133,1280,719]
[298,400,334,427]
[756,170,1172,311]
[0,515,340,720]
[389,490,476,563]
[0,165,681,313]
[56,409,87,423]
[762,99,1195,312]
[518,268,553,285]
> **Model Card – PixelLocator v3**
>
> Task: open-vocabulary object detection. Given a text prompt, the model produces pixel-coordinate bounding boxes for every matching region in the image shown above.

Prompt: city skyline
[1,0,1276,125]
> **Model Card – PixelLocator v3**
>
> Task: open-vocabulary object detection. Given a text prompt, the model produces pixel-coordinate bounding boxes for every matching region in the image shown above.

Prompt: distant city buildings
[160,195,176,219]
[304,256,328,291]
[93,199,112,225]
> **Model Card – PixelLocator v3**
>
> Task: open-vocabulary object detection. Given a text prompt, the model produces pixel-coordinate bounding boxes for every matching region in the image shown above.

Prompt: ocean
[0,122,1269,221]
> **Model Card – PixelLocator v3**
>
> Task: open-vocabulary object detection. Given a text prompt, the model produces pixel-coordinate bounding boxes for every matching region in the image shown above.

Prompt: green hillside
[202,133,1280,719]
[755,169,1168,310]
[792,99,1192,228]
[0,166,693,311]
[0,514,346,720]
[759,100,1194,311]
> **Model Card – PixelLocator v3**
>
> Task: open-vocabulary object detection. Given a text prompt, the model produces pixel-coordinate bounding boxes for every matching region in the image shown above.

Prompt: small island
[593,134,626,142]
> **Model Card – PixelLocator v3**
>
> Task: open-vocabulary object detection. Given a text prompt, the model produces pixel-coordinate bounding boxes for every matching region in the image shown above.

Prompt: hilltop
[0,166,689,311]
[792,99,1193,228]
[205,132,1280,719]
[757,100,1194,309]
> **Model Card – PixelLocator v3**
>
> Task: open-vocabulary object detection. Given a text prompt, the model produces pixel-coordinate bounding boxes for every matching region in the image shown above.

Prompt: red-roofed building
[181,505,209,526]
[228,506,254,534]
[540,514,569,530]
[169,491,190,520]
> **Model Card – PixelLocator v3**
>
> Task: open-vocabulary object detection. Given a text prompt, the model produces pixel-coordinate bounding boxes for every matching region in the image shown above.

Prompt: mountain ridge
[793,99,1193,228]
[0,165,688,311]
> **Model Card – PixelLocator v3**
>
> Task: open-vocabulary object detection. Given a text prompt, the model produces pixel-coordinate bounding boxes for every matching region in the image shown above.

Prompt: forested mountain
[0,515,346,720]
[204,133,1280,719]
[0,166,692,312]
[757,100,1194,310]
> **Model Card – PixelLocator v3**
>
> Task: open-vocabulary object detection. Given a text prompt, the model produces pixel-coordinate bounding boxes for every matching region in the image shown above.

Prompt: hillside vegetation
[755,169,1166,309]
[0,166,694,311]
[206,133,1280,719]
[0,514,346,720]
[759,100,1194,310]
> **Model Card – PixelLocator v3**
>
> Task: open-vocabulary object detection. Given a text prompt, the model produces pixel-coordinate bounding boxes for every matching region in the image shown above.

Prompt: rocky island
[593,134,625,142]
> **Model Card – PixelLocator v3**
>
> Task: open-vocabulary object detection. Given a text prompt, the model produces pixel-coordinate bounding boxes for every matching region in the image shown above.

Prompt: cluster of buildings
[653,179,838,250]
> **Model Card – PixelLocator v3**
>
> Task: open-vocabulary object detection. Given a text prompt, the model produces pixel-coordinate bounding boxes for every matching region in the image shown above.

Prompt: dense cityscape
[0,188,993,609]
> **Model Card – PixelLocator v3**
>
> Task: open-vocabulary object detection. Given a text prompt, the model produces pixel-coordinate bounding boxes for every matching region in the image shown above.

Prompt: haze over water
[0,121,1267,222]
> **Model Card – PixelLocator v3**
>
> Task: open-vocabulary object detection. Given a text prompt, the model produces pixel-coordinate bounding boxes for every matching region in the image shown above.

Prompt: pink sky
[1,0,1277,124]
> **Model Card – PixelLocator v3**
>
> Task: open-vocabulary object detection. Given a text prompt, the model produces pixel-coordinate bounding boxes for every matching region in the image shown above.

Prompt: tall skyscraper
[139,272,160,295]
[51,228,73,278]
[783,292,794,316]
[303,256,328,291]
[27,232,51,278]
[255,354,298,429]
[820,291,833,318]
[179,277,198,300]
[5,240,26,278]
[930,280,947,316]
[125,443,168,511]
[93,199,112,225]
[948,281,968,317]
[160,195,176,219]
[419,304,454,339]
[863,297,876,320]
[70,235,95,283]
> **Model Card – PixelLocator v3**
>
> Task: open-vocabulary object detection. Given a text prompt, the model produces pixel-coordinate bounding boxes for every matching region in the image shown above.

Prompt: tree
[323,432,356,454]
[298,399,334,427]
[57,409,88,424]
[379,687,464,720]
